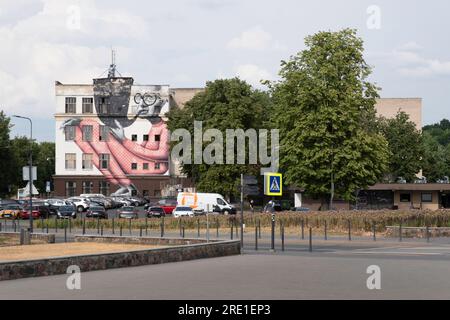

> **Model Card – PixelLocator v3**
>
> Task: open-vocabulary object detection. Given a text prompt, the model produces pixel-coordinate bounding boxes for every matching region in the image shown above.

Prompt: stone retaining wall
[386,226,450,238]
[0,237,240,281]
[0,232,55,243]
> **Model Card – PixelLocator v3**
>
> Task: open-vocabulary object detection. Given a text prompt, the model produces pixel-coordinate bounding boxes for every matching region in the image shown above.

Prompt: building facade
[53,73,201,198]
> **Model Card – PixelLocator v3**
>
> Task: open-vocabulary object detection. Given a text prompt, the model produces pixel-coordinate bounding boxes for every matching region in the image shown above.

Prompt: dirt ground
[0,242,163,262]
[0,237,48,247]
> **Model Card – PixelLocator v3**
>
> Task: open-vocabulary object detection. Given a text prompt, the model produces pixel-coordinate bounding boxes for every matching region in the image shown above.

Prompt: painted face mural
[60,78,170,196]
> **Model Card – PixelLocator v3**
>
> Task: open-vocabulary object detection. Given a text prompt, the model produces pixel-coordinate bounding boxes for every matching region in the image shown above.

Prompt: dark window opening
[400,193,411,203]
[422,193,433,203]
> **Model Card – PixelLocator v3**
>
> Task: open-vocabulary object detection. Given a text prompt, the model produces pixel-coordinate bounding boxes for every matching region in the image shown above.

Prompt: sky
[1,0,449,142]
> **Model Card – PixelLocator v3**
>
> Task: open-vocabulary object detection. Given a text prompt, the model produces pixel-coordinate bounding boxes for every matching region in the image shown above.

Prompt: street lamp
[13,115,34,233]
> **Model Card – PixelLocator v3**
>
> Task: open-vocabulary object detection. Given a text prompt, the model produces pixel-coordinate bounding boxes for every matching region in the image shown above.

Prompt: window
[65,153,76,170]
[143,190,149,197]
[143,135,149,141]
[154,190,161,197]
[131,163,138,170]
[422,193,433,203]
[155,163,161,170]
[82,125,93,142]
[65,182,77,197]
[82,153,93,170]
[64,126,76,141]
[400,193,411,203]
[155,135,161,142]
[65,97,76,113]
[217,198,226,206]
[100,154,110,169]
[143,163,149,170]
[99,181,110,196]
[82,98,93,114]
[99,126,109,141]
[132,134,138,142]
[82,181,93,194]
[99,97,109,114]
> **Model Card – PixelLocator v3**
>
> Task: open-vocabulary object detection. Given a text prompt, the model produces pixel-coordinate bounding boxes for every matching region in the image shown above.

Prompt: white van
[177,193,236,215]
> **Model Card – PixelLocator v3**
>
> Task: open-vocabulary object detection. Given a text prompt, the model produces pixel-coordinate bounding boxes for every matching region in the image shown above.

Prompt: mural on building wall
[60,77,170,196]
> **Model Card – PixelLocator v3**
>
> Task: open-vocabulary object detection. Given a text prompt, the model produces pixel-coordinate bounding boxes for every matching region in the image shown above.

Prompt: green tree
[35,142,55,193]
[0,112,13,196]
[10,136,40,195]
[167,78,271,199]
[423,119,450,146]
[268,29,389,209]
[422,131,449,182]
[379,111,423,182]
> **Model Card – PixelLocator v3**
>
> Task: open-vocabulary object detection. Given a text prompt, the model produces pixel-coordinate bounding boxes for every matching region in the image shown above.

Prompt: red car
[158,199,177,215]
[19,207,42,219]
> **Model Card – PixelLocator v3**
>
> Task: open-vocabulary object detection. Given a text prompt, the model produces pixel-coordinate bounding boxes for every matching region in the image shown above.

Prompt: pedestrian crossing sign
[264,173,283,196]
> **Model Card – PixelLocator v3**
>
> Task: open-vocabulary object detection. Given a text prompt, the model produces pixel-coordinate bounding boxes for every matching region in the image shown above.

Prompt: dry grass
[0,242,162,262]
[0,236,48,247]
[32,209,450,235]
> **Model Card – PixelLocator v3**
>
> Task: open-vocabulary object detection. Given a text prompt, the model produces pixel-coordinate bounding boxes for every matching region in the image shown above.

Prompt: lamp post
[13,115,33,233]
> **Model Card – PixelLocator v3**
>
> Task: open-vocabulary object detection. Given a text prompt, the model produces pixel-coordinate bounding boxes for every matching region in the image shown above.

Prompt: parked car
[111,196,132,208]
[86,197,107,208]
[86,206,108,219]
[0,204,23,219]
[117,206,139,219]
[56,205,77,219]
[173,206,194,218]
[147,206,165,218]
[293,207,311,212]
[67,197,90,212]
[44,199,70,216]
[158,199,178,215]
[20,205,51,219]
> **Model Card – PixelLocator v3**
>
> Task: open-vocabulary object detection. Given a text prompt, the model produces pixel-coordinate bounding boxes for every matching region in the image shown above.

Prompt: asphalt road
[2,240,450,299]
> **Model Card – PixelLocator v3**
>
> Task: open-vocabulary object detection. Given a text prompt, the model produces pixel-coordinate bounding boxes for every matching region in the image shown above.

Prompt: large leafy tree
[422,132,449,182]
[379,111,423,182]
[0,112,14,196]
[423,119,450,146]
[268,29,389,208]
[167,78,271,199]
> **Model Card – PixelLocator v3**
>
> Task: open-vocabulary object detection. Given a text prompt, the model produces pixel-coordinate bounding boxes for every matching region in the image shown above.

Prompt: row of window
[65,125,110,142]
[65,97,94,114]
[400,193,433,203]
[65,181,161,198]
[66,181,110,197]
[64,153,162,171]
[65,125,160,143]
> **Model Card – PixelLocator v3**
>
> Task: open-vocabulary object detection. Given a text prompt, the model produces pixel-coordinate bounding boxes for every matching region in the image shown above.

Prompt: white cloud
[0,0,146,118]
[228,26,274,50]
[235,64,272,87]
[369,42,450,78]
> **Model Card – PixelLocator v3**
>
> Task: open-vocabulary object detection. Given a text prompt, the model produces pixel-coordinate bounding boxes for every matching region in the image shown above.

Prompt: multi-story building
[53,66,201,198]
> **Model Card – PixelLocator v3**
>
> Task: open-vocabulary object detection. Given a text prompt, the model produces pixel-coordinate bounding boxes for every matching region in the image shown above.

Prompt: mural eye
[134,93,143,105]
[143,93,158,106]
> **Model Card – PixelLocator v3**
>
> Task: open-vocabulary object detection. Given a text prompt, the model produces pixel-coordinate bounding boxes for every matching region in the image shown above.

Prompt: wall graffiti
[60,77,170,196]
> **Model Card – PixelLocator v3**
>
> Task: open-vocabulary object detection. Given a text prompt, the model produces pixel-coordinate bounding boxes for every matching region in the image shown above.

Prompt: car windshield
[91,207,105,211]
[176,207,191,211]
[151,207,163,212]
[60,206,74,211]
[6,205,20,210]
[122,207,134,212]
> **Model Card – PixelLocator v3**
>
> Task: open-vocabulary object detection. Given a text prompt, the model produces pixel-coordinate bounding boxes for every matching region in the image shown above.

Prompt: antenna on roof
[108,48,116,78]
